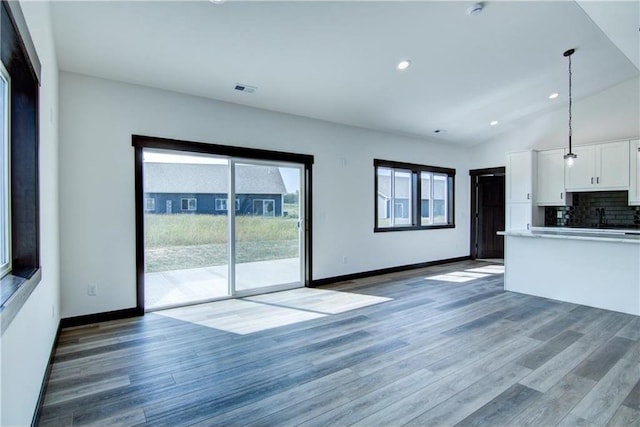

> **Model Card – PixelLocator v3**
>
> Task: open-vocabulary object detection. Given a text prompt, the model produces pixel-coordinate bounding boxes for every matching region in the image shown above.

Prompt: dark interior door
[476,175,505,259]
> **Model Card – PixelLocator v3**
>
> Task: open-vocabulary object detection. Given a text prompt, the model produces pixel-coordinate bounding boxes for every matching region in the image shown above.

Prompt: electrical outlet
[88,283,97,296]
[342,256,348,264]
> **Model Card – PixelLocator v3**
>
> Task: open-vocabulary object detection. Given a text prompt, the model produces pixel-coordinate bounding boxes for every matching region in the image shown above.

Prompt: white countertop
[498,227,640,244]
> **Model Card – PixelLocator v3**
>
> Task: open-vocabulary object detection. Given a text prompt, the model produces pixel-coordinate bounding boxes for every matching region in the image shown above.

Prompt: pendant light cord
[568,52,572,152]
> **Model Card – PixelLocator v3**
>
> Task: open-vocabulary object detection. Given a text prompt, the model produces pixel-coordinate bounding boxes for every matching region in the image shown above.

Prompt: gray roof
[144,162,287,194]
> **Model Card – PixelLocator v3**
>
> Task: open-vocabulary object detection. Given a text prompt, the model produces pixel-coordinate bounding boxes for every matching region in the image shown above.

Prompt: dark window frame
[132,134,314,312]
[374,159,455,232]
[0,0,42,333]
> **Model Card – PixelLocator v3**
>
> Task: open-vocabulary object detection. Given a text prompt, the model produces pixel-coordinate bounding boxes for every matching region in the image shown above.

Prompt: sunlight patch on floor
[425,268,503,283]
[245,288,393,314]
[156,299,326,335]
[466,265,505,274]
[155,288,391,334]
[425,273,478,283]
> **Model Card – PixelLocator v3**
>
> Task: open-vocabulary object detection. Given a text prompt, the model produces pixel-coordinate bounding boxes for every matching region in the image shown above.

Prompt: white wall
[470,77,640,169]
[58,72,470,318]
[0,1,60,426]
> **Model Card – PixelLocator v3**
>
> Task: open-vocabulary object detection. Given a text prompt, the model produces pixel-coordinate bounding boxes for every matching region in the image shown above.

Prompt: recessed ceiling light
[209,0,226,4]
[490,120,499,126]
[549,92,559,99]
[397,60,411,71]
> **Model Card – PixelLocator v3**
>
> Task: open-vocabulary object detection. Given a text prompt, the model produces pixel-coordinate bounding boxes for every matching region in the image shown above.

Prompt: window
[421,172,449,226]
[377,167,413,227]
[215,198,227,211]
[215,197,240,211]
[375,159,455,231]
[0,0,43,324]
[253,199,275,217]
[181,198,197,211]
[0,64,9,277]
[144,198,155,212]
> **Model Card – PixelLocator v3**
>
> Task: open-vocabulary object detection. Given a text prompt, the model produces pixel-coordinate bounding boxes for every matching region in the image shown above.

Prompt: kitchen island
[499,227,640,315]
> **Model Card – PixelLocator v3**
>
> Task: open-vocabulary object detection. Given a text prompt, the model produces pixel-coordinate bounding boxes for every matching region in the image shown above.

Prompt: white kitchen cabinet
[506,150,538,230]
[537,148,571,206]
[564,145,596,190]
[630,139,640,205]
[507,203,533,231]
[507,150,533,203]
[565,140,630,191]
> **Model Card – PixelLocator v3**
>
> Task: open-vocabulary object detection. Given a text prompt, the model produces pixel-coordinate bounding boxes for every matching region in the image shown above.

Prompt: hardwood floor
[38,260,640,426]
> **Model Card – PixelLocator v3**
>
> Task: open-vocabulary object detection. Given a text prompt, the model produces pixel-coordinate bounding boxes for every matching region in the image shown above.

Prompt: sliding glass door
[142,149,305,310]
[143,150,230,309]
[233,161,304,295]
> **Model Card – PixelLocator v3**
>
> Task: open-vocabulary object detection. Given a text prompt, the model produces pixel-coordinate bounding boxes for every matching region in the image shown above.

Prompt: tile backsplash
[544,191,640,229]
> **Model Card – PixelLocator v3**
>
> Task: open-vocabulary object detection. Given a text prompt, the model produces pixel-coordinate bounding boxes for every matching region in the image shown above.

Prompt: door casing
[133,135,314,312]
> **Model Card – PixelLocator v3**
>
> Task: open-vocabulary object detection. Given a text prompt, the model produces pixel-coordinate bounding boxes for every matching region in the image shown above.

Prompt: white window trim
[216,197,240,211]
[144,197,155,212]
[254,198,276,217]
[215,198,228,211]
[263,199,275,217]
[181,198,197,211]
[0,63,11,278]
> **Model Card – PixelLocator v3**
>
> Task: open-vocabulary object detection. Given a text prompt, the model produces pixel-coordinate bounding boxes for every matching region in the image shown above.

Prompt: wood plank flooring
[38,260,640,426]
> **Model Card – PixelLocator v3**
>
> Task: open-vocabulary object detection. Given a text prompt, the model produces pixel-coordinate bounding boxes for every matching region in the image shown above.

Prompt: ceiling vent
[234,84,257,93]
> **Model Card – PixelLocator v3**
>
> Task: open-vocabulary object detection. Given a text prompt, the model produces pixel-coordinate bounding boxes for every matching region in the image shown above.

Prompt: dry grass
[144,214,299,272]
[144,214,298,247]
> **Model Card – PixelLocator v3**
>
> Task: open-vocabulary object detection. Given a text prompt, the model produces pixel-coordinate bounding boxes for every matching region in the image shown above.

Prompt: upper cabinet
[630,139,640,206]
[537,148,571,206]
[565,140,630,191]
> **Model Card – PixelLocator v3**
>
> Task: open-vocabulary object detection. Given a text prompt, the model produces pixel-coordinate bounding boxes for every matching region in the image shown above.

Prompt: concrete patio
[145,257,301,310]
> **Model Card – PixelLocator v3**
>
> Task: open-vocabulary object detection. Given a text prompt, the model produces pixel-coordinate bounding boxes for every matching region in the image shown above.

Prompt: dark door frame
[132,135,314,313]
[469,167,505,259]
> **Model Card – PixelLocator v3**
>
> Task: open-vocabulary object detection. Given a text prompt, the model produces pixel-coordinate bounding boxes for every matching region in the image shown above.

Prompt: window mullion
[390,169,396,226]
[412,170,419,227]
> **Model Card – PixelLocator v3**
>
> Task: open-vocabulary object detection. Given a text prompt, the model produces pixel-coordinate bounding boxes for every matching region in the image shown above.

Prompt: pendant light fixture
[563,48,577,167]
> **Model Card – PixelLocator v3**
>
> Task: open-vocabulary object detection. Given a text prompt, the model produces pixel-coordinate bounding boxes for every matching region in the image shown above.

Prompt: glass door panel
[233,161,304,294]
[143,149,230,310]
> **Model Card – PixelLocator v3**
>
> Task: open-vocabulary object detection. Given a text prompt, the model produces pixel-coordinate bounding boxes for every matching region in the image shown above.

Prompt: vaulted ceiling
[50,1,639,146]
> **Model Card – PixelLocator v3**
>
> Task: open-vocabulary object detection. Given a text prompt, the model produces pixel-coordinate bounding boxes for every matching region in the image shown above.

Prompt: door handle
[527,223,530,230]
[527,193,530,200]
[596,177,600,184]
[591,177,594,184]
